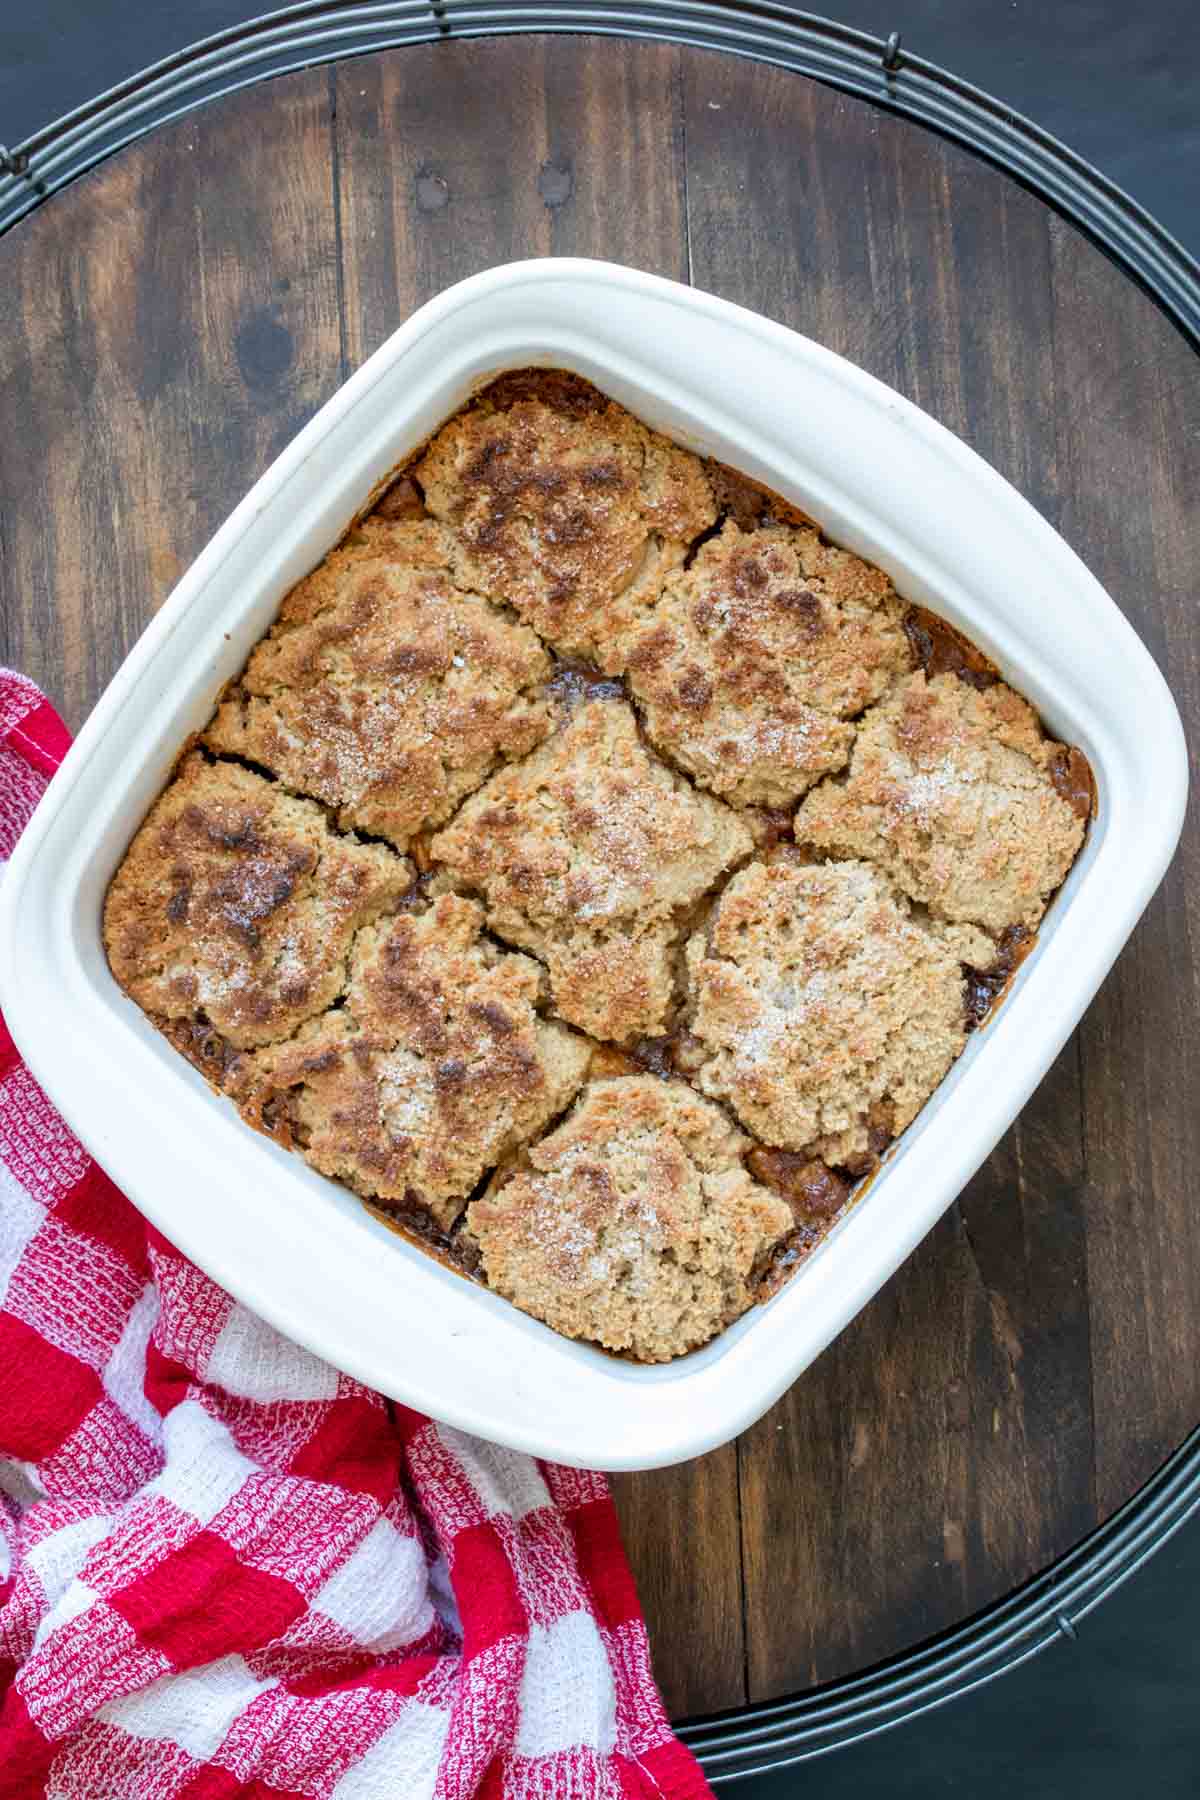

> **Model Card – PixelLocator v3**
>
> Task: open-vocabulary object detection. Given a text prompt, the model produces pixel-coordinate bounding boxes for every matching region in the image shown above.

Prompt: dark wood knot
[538,158,574,210]
[234,310,294,391]
[414,168,450,214]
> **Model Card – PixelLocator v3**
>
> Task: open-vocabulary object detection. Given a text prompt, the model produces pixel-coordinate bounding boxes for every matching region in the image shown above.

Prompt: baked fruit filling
[104,370,1092,1362]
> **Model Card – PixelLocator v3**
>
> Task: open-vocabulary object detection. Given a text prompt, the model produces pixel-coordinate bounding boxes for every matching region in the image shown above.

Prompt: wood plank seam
[733,1431,751,1706]
[675,51,695,288]
[327,65,351,386]
[1072,1032,1100,1531]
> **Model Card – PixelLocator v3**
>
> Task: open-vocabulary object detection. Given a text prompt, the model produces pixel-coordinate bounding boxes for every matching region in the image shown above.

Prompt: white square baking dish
[0,260,1187,1471]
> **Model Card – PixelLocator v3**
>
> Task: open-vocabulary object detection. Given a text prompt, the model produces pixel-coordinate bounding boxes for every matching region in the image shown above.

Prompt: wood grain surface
[0,37,1195,1720]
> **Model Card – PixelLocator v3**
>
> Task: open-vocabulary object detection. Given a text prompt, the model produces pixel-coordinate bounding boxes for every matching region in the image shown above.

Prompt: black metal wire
[3,1,1199,1775]
[0,0,1198,354]
[682,1426,1200,1779]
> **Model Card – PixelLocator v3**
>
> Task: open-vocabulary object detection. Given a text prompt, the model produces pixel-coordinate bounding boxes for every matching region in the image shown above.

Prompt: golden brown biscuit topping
[685,859,971,1164]
[467,1076,792,1361]
[431,698,753,1041]
[416,391,715,670]
[626,521,912,806]
[103,754,409,1050]
[104,369,1094,1359]
[236,894,588,1229]
[204,518,551,850]
[794,671,1087,931]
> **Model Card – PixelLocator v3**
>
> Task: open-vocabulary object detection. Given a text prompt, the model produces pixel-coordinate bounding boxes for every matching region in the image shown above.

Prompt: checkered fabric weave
[0,671,712,1800]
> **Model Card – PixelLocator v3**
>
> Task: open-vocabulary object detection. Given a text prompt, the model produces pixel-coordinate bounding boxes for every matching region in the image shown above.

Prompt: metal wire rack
[1,0,1198,355]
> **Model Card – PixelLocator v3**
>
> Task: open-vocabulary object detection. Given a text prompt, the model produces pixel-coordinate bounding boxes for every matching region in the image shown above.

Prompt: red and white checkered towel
[0,671,712,1800]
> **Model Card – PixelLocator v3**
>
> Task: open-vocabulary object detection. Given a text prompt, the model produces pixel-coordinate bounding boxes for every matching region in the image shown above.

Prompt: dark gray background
[2,4,1198,1795]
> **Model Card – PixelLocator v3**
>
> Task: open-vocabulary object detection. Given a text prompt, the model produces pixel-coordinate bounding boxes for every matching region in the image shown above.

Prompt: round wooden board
[1,34,1196,1724]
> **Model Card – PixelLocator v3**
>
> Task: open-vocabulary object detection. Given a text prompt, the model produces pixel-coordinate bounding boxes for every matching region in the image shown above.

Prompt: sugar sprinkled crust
[416,391,716,671]
[236,894,589,1229]
[104,368,1094,1359]
[626,521,912,806]
[466,1076,792,1361]
[685,858,969,1164]
[431,698,754,1042]
[795,671,1086,931]
[103,754,410,1050]
[203,517,552,851]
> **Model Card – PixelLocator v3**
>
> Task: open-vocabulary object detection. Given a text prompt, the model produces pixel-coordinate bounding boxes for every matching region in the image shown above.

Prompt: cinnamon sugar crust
[103,754,410,1050]
[466,1076,792,1361]
[626,520,912,806]
[685,858,970,1164]
[795,671,1086,931]
[204,517,551,850]
[430,698,753,1042]
[236,894,588,1230]
[105,368,1093,1358]
[416,387,715,671]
